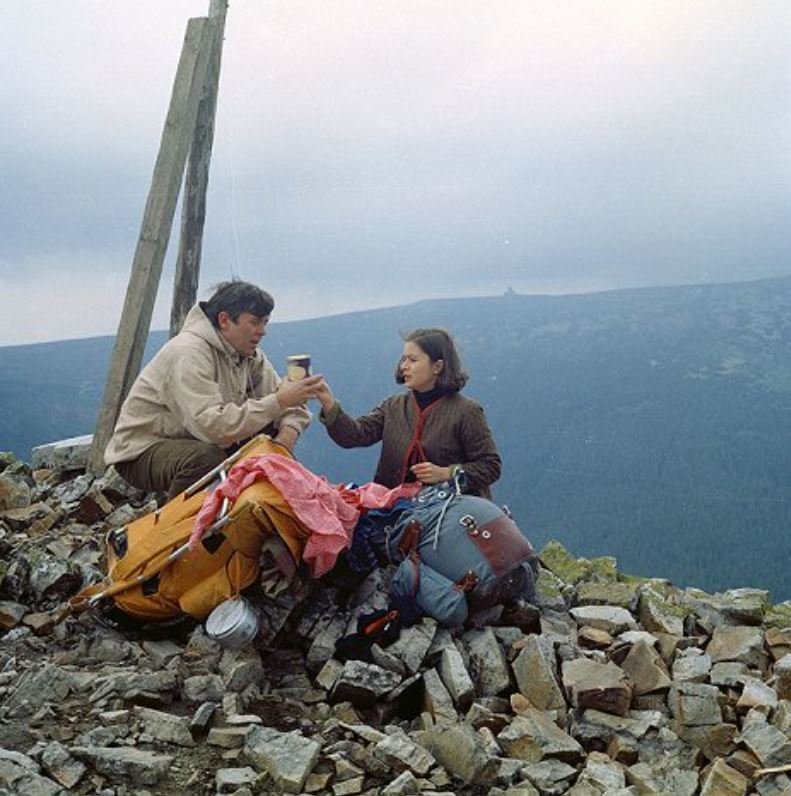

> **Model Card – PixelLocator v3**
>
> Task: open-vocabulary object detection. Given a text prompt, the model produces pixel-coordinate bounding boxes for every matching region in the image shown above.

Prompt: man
[105,280,321,499]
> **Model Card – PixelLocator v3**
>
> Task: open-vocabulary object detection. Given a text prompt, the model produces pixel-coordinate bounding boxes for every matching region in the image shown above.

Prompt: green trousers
[114,439,227,501]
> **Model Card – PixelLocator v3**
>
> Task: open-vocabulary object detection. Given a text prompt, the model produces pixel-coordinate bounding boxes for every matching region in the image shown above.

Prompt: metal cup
[286,354,311,381]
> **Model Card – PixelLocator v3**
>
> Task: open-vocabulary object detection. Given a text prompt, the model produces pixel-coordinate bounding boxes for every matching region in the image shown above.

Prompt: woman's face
[400,341,443,393]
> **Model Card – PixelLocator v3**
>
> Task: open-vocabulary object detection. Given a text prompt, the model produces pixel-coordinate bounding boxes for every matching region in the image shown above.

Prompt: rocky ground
[1,445,791,795]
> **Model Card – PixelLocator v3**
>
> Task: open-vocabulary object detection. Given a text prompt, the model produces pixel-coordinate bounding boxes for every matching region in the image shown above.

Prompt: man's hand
[273,425,299,453]
[276,374,323,409]
[410,462,452,485]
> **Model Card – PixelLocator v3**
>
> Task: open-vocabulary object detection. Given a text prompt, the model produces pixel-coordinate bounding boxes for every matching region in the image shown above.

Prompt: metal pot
[205,597,259,649]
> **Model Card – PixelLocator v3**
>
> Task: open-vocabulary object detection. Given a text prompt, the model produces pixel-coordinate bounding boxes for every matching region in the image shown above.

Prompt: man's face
[218,311,269,357]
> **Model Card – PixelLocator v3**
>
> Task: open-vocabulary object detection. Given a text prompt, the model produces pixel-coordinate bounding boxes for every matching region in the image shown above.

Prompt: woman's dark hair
[203,280,275,328]
[395,327,468,392]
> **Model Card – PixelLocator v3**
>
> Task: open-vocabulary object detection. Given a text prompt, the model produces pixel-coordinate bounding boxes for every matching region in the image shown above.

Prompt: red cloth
[190,454,419,577]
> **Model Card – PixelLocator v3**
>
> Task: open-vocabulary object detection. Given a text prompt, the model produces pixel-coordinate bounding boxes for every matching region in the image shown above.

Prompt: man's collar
[216,328,247,364]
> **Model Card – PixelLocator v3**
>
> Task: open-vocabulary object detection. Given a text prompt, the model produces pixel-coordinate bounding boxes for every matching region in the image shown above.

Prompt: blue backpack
[346,478,538,627]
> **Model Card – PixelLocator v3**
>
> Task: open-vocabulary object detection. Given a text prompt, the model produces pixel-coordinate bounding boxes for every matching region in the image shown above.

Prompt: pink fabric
[337,480,420,511]
[189,455,419,578]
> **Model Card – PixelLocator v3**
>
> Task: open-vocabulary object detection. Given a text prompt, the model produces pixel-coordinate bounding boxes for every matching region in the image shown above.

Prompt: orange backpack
[70,436,310,622]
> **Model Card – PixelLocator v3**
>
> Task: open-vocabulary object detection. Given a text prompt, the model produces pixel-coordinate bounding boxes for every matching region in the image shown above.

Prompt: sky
[1,0,789,346]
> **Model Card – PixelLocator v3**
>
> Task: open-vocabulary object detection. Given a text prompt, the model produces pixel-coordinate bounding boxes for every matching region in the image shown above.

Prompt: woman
[315,328,501,498]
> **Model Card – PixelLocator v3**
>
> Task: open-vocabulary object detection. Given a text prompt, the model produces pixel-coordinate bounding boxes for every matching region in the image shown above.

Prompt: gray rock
[0,601,28,630]
[674,722,738,762]
[637,589,685,636]
[380,769,421,795]
[570,605,638,635]
[29,558,81,603]
[30,435,93,472]
[575,750,627,792]
[372,730,435,776]
[0,473,32,511]
[539,610,579,646]
[668,681,723,727]
[216,766,258,793]
[141,640,184,669]
[222,655,265,693]
[207,727,249,749]
[672,649,712,683]
[438,645,475,710]
[305,613,348,673]
[755,773,791,795]
[521,758,578,794]
[737,676,778,714]
[70,746,173,786]
[387,620,437,674]
[39,741,86,790]
[1,664,74,718]
[738,721,791,767]
[570,708,666,746]
[182,673,225,703]
[774,654,791,701]
[243,725,320,794]
[422,721,497,784]
[710,661,750,688]
[707,625,768,671]
[620,640,671,695]
[190,701,216,735]
[1,502,60,535]
[422,668,457,724]
[315,657,345,691]
[370,641,408,675]
[699,757,748,796]
[52,474,94,505]
[463,626,511,696]
[330,660,402,707]
[0,757,63,796]
[0,749,38,770]
[512,634,566,711]
[133,706,196,747]
[626,759,695,795]
[497,709,583,764]
[562,657,632,716]
[772,700,791,735]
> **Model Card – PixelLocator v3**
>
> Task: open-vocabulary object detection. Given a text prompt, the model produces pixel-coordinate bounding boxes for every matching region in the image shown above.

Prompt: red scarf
[400,393,445,483]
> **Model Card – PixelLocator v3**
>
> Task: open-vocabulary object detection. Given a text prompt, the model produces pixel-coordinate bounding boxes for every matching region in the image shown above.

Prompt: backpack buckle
[459,514,477,531]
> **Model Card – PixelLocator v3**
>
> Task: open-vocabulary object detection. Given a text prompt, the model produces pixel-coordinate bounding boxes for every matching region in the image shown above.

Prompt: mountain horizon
[2,274,788,350]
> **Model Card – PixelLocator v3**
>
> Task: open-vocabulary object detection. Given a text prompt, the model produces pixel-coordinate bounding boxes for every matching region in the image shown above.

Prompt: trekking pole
[183,444,247,497]
[182,433,286,497]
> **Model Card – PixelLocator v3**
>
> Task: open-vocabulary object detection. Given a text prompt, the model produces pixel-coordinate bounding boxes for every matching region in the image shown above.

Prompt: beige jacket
[104,305,311,465]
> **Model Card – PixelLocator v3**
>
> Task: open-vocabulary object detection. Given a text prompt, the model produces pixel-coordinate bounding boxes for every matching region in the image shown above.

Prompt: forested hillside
[2,277,790,599]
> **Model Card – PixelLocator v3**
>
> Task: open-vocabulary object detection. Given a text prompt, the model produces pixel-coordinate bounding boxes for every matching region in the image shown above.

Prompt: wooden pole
[88,17,214,474]
[169,0,229,337]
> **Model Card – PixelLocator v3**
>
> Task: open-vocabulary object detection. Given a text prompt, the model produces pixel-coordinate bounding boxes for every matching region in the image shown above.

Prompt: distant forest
[2,277,790,600]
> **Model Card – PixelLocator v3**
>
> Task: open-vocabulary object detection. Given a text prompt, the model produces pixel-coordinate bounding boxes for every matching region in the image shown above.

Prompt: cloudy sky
[1,0,789,346]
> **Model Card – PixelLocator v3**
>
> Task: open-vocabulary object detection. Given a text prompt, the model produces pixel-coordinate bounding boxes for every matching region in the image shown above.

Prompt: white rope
[431,471,463,550]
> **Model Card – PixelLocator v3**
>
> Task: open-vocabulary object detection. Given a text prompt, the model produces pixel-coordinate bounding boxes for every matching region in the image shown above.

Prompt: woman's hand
[410,461,452,485]
[313,378,337,412]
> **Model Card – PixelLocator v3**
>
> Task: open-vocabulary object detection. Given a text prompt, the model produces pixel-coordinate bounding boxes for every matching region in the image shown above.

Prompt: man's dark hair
[395,327,469,393]
[203,280,275,328]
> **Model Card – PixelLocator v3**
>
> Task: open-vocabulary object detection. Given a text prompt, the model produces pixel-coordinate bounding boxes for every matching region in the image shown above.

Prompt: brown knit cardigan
[321,392,502,498]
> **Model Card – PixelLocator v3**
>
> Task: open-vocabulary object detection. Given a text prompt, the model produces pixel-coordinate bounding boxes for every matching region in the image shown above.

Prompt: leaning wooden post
[169,0,229,338]
[88,17,214,474]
